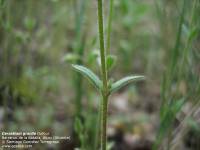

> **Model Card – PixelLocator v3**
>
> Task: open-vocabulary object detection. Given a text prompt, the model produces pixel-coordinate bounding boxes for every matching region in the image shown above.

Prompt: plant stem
[101,95,108,150]
[97,0,108,149]
[97,0,108,90]
[94,104,101,150]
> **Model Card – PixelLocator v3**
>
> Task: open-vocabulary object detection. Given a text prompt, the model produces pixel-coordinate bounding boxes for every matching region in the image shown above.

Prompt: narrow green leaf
[106,55,116,71]
[188,27,199,42]
[107,141,114,150]
[110,75,145,94]
[24,17,36,30]
[62,53,80,63]
[72,64,102,91]
[74,118,83,133]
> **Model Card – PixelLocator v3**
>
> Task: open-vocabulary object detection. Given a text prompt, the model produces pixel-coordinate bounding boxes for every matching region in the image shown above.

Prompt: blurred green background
[0,0,199,150]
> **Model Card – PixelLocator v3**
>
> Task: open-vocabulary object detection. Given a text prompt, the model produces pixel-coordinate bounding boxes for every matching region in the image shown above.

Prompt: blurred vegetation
[0,0,199,150]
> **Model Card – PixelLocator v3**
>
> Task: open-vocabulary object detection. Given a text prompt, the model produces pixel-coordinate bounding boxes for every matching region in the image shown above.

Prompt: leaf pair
[72,64,145,95]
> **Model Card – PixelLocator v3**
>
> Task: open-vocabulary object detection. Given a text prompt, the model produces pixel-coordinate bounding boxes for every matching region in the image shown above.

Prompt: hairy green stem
[94,104,101,150]
[97,0,108,149]
[97,0,108,90]
[101,95,108,150]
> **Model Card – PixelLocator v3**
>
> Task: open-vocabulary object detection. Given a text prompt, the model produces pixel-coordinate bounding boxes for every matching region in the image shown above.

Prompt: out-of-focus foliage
[0,0,199,149]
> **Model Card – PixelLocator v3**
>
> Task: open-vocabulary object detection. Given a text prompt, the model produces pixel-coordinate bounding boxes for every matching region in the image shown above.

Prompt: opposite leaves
[72,65,144,96]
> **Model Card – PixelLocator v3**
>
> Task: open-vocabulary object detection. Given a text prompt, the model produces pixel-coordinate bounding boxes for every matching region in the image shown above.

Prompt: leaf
[188,27,199,42]
[106,55,116,71]
[87,49,99,64]
[187,118,200,132]
[107,141,114,150]
[74,118,83,133]
[24,17,36,30]
[182,24,189,37]
[171,98,185,114]
[62,53,80,63]
[72,64,102,90]
[110,75,145,94]
[157,98,185,148]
